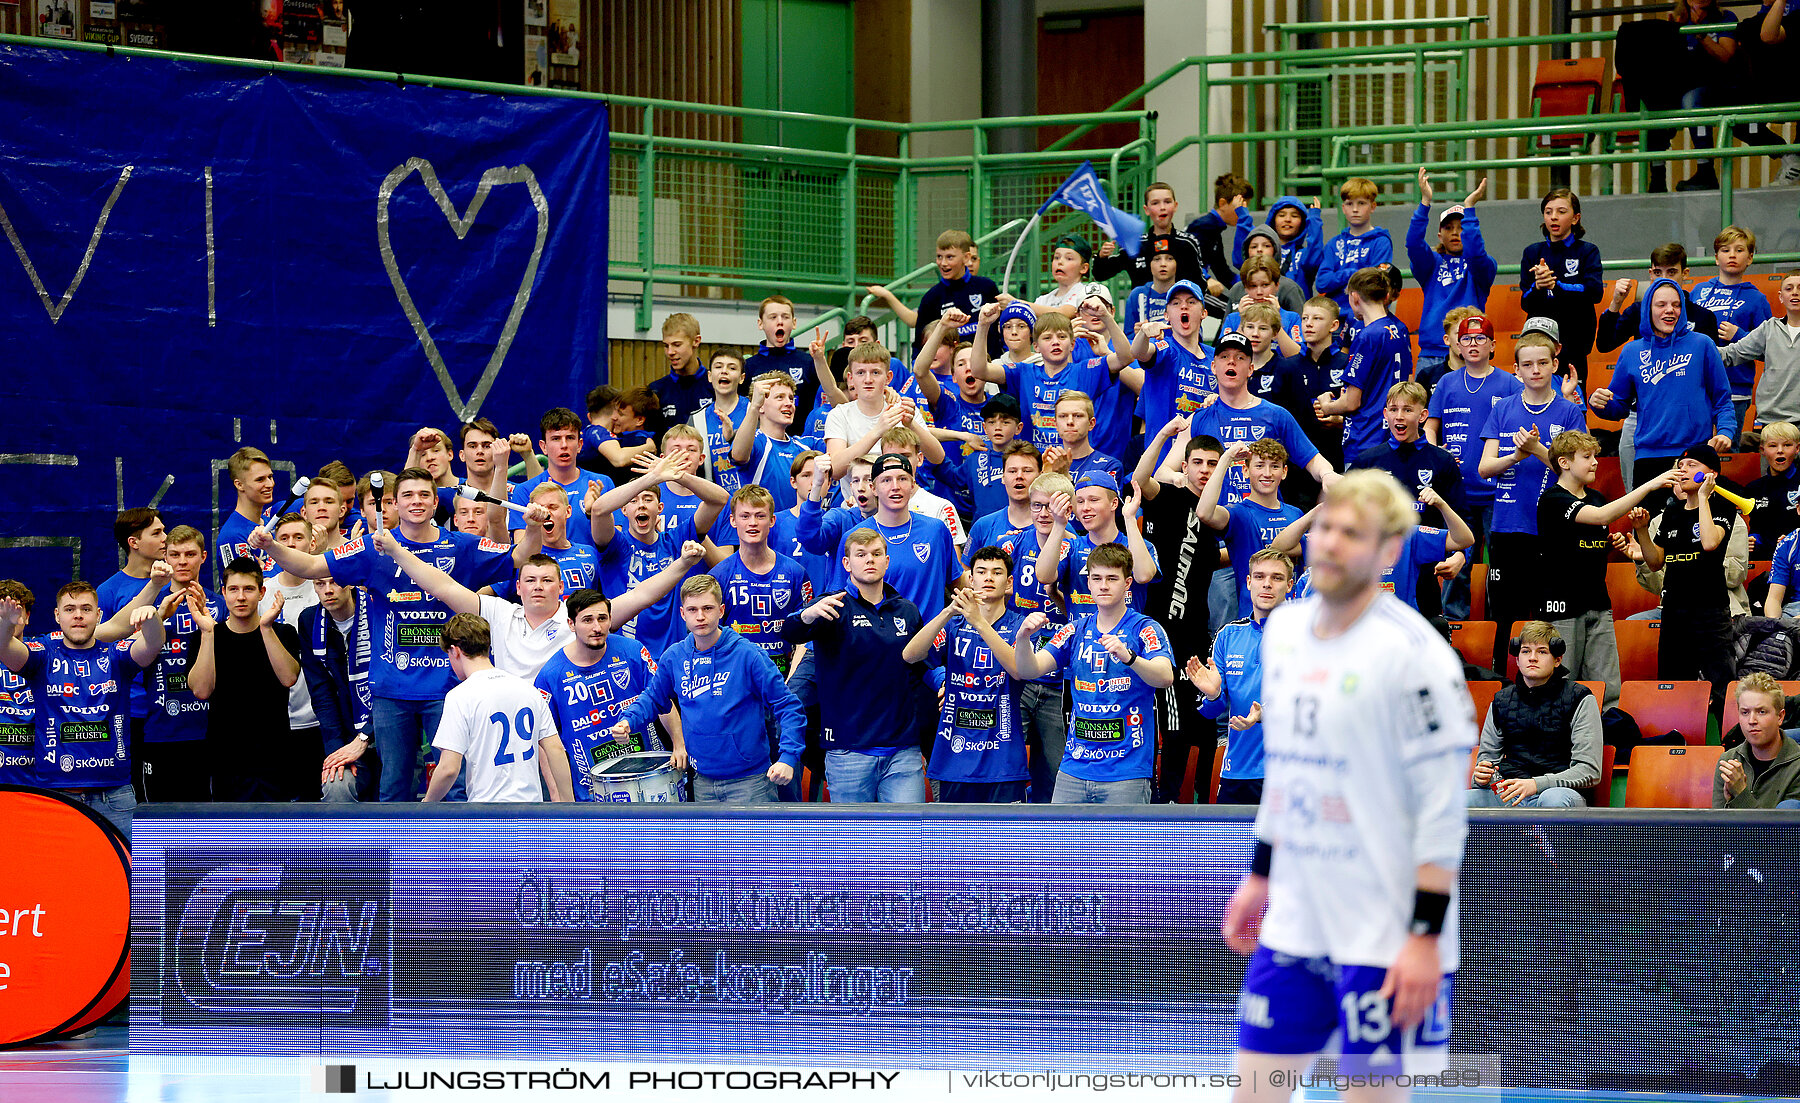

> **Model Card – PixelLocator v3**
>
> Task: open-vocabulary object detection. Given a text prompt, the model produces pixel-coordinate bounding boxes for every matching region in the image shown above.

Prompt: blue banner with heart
[0,42,607,618]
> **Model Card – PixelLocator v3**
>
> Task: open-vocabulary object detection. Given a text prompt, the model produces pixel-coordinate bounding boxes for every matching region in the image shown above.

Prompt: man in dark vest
[1468,620,1601,808]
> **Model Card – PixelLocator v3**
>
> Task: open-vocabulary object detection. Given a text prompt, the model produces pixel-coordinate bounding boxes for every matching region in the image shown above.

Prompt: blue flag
[1037,162,1146,256]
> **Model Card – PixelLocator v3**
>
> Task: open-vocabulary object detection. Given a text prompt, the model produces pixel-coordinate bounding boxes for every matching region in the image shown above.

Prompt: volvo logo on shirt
[161,850,392,1025]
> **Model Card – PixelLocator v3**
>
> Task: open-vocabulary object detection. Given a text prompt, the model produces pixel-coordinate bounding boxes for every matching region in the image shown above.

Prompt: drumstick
[261,476,313,534]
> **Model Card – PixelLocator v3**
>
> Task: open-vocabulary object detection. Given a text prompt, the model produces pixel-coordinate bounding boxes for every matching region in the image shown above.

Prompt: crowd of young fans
[6,167,1800,833]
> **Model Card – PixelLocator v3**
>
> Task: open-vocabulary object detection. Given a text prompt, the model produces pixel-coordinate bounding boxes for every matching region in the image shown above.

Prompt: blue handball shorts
[1236,945,1454,1075]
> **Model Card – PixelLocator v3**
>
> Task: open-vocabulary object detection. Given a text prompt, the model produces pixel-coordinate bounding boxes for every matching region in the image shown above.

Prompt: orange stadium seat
[1177,744,1202,805]
[1469,563,1489,621]
[1394,287,1424,336]
[1448,620,1497,669]
[1531,58,1606,149]
[1607,562,1659,618]
[1618,680,1712,745]
[1584,743,1618,808]
[1211,744,1225,804]
[1467,680,1502,728]
[1758,272,1790,315]
[1624,745,1724,808]
[1591,456,1625,503]
[1614,619,1661,681]
[1482,288,1527,336]
[1719,451,1759,487]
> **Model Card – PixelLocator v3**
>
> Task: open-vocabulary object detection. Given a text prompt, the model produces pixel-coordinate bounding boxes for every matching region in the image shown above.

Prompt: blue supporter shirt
[1481,394,1586,535]
[1006,525,1067,681]
[1040,610,1173,782]
[0,664,34,786]
[1341,315,1414,461]
[924,607,1029,784]
[1690,278,1775,395]
[491,541,598,602]
[1122,283,1171,340]
[325,528,515,700]
[710,553,812,676]
[1771,530,1800,592]
[1058,530,1159,613]
[217,510,277,577]
[1199,616,1269,779]
[509,470,615,547]
[743,433,812,511]
[1188,398,1322,505]
[533,637,660,801]
[662,492,734,547]
[17,636,139,789]
[696,403,747,497]
[963,447,1008,520]
[964,509,1029,567]
[1385,526,1451,609]
[97,569,152,719]
[143,588,225,745]
[1004,356,1114,452]
[1225,498,1305,618]
[836,514,960,620]
[597,517,702,660]
[1137,337,1217,455]
[1427,367,1523,506]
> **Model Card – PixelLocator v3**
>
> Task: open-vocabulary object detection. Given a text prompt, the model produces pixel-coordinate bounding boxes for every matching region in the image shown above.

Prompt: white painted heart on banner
[377,157,549,421]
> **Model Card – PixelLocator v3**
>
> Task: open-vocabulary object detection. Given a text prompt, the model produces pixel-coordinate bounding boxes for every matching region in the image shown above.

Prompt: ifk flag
[1037,162,1146,255]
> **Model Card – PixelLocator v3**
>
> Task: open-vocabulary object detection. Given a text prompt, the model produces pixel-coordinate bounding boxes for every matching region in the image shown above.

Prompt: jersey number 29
[489,708,537,766]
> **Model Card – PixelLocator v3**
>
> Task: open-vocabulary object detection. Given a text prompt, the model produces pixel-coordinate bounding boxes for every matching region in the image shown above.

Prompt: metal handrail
[801,218,1029,347]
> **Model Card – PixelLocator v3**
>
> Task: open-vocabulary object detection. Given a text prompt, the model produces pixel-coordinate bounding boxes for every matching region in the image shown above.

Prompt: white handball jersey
[433,667,560,803]
[1254,592,1476,972]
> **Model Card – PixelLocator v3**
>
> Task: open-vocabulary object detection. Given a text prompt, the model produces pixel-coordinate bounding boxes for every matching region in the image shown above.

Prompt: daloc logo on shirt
[161,849,391,1026]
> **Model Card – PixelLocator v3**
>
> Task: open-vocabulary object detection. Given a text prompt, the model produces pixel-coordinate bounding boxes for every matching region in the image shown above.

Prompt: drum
[586,750,685,803]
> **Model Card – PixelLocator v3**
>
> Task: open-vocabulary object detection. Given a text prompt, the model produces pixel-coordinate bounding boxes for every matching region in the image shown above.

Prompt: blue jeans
[1207,571,1237,644]
[1051,772,1151,804]
[824,748,926,803]
[1021,680,1067,804]
[1466,785,1585,809]
[693,769,777,803]
[68,783,136,843]
[373,696,446,803]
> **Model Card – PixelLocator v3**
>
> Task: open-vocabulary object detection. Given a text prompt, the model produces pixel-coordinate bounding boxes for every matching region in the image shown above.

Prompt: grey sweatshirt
[1725,317,1800,426]
[1475,686,1603,794]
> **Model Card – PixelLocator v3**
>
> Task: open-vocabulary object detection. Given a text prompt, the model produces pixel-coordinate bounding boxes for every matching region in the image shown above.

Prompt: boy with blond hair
[1746,419,1800,556]
[1540,431,1683,707]
[647,313,710,435]
[731,371,816,511]
[1316,177,1393,320]
[1695,227,1777,435]
[743,294,826,424]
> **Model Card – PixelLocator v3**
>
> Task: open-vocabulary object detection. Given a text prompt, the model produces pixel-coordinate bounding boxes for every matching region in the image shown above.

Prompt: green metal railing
[1047,23,1755,204]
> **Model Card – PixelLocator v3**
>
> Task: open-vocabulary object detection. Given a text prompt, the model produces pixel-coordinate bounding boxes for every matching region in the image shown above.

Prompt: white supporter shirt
[909,487,967,547]
[477,595,569,681]
[433,666,559,803]
[261,579,320,729]
[1254,592,1475,972]
[823,401,935,459]
[1034,281,1108,312]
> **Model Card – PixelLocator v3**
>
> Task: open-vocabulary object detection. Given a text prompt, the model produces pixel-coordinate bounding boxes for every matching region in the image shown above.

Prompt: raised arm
[1006,612,1055,681]
[1135,415,1191,499]
[1416,487,1474,553]
[610,542,707,628]
[912,312,965,405]
[969,303,1008,384]
[1035,493,1073,588]
[248,526,332,579]
[0,599,29,672]
[97,561,174,643]
[809,328,850,407]
[1271,506,1317,556]
[1195,441,1245,530]
[902,601,958,665]
[867,284,919,328]
[1121,482,1160,585]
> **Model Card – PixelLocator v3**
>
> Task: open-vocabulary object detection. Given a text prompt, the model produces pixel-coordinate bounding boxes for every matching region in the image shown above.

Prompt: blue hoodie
[1233,197,1324,295]
[1405,205,1498,359]
[1317,223,1394,320]
[1593,278,1735,458]
[618,627,804,781]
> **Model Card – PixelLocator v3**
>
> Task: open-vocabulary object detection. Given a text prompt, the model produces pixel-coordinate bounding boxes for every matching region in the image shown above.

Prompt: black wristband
[1410,889,1451,936]
[1249,840,1273,878]
[1123,648,1139,666]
